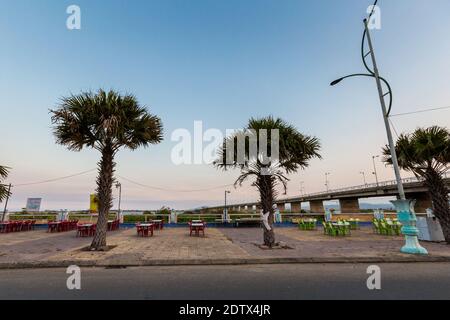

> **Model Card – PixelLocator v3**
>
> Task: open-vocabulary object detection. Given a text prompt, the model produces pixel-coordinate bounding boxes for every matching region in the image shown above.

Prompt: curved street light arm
[330,73,393,117]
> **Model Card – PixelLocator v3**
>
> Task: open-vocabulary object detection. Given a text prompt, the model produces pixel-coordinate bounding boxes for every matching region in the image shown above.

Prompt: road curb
[1,255,450,269]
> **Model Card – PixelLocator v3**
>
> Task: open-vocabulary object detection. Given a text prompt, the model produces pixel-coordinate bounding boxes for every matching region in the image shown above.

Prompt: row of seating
[373,219,402,236]
[0,220,36,233]
[47,220,79,233]
[322,221,351,236]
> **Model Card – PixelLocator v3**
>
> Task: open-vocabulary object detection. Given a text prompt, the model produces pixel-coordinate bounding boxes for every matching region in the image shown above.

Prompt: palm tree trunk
[90,145,115,251]
[423,169,450,244]
[258,175,276,247]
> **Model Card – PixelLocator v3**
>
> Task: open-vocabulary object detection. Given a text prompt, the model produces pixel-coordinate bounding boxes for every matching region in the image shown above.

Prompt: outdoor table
[137,223,154,237]
[48,221,61,233]
[189,222,205,237]
[76,224,93,237]
[107,220,114,231]
[151,219,164,230]
[348,219,360,230]
[332,222,351,236]
[332,222,350,227]
[0,222,10,233]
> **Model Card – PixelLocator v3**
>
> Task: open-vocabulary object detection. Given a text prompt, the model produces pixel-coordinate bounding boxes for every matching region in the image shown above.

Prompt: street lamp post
[300,181,305,196]
[224,190,231,222]
[372,155,380,186]
[360,171,367,186]
[115,182,122,220]
[325,173,331,192]
[330,5,427,255]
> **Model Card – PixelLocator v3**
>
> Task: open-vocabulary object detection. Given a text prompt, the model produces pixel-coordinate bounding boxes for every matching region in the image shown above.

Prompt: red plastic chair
[23,221,31,231]
[89,224,97,237]
[76,224,89,237]
[0,223,8,233]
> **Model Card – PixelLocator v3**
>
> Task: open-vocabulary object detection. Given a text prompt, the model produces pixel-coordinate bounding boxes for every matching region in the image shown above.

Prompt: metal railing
[226,171,449,207]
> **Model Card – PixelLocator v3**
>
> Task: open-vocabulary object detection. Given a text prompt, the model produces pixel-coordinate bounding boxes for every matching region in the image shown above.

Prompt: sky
[1,0,449,211]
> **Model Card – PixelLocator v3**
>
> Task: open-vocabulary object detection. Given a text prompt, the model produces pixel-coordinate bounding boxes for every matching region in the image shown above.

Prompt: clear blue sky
[1,0,450,210]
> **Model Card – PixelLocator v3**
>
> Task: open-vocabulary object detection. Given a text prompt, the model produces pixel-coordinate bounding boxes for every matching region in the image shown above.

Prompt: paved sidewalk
[1,226,450,268]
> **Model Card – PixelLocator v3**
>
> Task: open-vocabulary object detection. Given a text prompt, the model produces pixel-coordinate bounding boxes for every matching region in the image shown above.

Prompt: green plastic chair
[322,222,328,234]
[393,222,402,236]
[373,219,381,234]
[327,222,338,236]
[380,220,393,236]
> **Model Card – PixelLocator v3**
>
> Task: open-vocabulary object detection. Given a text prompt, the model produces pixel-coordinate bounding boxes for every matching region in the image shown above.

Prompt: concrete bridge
[204,174,450,214]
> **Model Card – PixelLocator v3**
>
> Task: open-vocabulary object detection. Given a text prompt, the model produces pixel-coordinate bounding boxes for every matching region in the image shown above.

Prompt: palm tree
[0,165,11,203]
[214,116,321,247]
[51,89,163,250]
[382,126,450,243]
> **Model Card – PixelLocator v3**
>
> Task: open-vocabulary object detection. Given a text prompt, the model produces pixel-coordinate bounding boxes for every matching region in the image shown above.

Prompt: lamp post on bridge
[360,171,367,186]
[325,173,331,192]
[224,190,231,222]
[372,155,380,187]
[330,1,427,255]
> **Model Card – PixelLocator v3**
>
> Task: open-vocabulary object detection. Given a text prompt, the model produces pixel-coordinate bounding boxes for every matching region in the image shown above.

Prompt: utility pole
[2,183,12,222]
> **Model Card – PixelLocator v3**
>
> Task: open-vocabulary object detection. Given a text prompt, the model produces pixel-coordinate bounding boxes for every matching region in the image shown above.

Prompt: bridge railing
[226,171,449,207]
[289,171,448,200]
[295,177,422,199]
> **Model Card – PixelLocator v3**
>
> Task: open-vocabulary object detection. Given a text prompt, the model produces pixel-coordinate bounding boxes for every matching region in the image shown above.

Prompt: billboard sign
[26,198,42,212]
[90,194,99,213]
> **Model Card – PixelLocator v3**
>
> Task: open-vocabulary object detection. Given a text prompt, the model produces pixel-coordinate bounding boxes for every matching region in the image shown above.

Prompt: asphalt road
[0,263,449,300]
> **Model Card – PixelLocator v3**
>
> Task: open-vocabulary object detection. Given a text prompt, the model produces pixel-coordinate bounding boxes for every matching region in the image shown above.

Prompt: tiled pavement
[220,227,450,259]
[1,226,450,267]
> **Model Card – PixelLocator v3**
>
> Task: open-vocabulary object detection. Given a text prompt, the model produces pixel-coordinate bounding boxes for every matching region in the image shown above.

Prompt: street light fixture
[329,2,427,254]
[115,182,122,219]
[224,190,231,222]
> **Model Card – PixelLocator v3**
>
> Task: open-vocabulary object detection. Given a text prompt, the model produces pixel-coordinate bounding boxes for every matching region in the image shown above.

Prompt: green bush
[123,215,169,223]
[176,215,220,223]
[9,214,57,221]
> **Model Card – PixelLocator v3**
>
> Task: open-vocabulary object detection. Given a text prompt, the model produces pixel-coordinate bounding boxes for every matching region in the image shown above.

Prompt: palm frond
[51,89,163,153]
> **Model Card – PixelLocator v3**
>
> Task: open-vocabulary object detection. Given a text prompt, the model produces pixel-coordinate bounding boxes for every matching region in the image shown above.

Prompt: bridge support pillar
[255,204,261,212]
[339,198,360,214]
[291,202,302,213]
[310,200,325,214]
[408,193,433,214]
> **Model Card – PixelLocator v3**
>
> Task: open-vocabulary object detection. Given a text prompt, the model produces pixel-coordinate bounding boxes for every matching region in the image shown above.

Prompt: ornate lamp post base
[391,199,428,255]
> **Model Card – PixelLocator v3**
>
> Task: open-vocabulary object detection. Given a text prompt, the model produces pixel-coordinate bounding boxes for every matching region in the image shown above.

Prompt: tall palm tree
[0,165,11,203]
[51,89,163,250]
[382,126,450,243]
[214,116,321,247]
